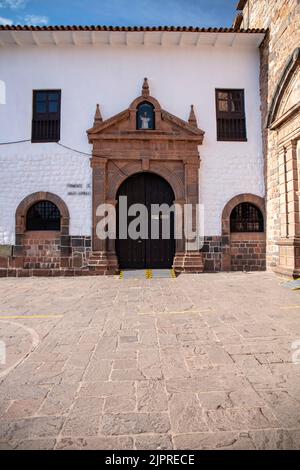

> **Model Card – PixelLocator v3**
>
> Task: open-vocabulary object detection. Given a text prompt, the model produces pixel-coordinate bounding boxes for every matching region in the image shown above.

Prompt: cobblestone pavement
[0,272,300,450]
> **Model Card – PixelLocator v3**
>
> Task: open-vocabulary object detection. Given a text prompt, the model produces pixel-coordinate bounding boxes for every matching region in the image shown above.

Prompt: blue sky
[0,0,238,27]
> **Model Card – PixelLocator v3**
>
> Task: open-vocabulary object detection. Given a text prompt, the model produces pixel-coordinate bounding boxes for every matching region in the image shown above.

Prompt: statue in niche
[140,111,151,129]
[137,102,155,130]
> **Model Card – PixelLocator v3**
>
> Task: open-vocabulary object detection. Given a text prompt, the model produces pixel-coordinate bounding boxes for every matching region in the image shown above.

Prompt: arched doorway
[88,78,205,274]
[116,173,175,269]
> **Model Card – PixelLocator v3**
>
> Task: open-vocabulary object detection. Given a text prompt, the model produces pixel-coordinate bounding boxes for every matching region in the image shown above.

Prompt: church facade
[0,17,283,276]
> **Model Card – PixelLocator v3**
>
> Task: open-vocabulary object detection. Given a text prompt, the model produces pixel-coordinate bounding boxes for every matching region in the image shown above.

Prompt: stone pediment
[87,78,204,144]
[268,48,300,129]
[279,67,300,117]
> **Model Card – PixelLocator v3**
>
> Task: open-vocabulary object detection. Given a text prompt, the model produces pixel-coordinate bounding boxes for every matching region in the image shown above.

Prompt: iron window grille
[216,89,247,141]
[32,90,61,142]
[26,201,61,231]
[230,203,264,233]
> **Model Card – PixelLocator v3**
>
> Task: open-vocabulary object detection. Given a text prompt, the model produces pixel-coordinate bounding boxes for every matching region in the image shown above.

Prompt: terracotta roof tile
[0,25,265,33]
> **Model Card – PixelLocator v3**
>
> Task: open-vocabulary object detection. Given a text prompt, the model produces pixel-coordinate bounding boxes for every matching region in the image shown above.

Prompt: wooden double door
[116,173,175,269]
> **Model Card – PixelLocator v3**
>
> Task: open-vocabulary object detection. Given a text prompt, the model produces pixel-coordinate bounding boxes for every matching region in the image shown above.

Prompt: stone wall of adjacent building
[239,0,300,269]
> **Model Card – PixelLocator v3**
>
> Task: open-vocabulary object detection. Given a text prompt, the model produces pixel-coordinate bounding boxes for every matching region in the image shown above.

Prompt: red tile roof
[0,25,264,33]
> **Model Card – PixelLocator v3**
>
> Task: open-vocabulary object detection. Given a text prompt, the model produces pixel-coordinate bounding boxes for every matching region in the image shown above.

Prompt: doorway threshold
[120,269,176,279]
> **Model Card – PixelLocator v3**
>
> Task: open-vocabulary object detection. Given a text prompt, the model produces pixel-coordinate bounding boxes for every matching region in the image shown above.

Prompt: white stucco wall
[0,149,92,244]
[0,39,264,244]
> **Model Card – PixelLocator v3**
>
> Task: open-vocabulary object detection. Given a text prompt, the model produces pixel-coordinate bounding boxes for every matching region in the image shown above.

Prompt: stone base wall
[61,236,92,269]
[0,268,97,278]
[0,233,267,276]
[201,237,222,272]
[0,235,92,276]
[23,232,61,269]
[200,234,266,273]
[230,233,266,272]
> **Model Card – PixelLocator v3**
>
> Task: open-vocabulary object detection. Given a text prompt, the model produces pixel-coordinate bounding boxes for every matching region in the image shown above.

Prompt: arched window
[137,102,155,130]
[26,201,61,231]
[230,203,264,233]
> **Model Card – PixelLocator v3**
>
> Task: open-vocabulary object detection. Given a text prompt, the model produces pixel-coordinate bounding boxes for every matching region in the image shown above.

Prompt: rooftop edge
[0,25,265,33]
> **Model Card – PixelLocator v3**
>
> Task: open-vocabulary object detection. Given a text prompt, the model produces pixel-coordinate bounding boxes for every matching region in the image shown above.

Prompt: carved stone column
[276,140,300,276]
[173,160,204,273]
[88,157,110,274]
[174,199,185,254]
[106,199,119,274]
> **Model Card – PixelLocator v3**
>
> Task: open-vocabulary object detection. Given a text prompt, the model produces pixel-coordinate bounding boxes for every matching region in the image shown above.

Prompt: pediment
[277,67,300,117]
[87,107,204,140]
[268,48,300,129]
[87,109,130,135]
[161,110,205,137]
[87,78,204,144]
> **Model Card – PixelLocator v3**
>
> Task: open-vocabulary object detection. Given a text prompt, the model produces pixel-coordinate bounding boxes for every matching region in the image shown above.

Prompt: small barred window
[216,89,247,141]
[32,90,61,142]
[26,201,61,231]
[230,203,264,233]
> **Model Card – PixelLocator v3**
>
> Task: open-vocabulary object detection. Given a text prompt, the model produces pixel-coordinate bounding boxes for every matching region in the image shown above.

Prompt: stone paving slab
[0,272,300,449]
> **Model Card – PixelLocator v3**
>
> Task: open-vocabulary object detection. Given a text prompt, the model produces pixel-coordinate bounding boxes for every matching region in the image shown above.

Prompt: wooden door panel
[116,173,175,269]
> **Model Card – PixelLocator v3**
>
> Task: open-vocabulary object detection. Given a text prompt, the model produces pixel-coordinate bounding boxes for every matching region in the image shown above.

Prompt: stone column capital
[183,159,200,168]
[91,157,108,169]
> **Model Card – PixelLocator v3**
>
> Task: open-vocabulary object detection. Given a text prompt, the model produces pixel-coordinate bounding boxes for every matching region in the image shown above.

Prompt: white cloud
[0,0,26,9]
[0,15,13,25]
[23,14,49,25]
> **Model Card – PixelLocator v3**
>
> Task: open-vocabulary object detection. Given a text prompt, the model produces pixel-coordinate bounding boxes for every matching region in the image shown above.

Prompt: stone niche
[87,78,205,274]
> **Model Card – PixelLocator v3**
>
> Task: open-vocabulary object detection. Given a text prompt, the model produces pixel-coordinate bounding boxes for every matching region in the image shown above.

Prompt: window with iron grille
[26,201,61,231]
[230,203,264,233]
[216,89,247,141]
[32,90,61,142]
